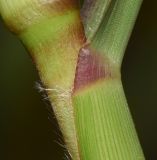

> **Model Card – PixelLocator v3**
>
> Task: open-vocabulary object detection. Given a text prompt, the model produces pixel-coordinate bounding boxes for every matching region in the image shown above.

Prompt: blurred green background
[0,1,156,159]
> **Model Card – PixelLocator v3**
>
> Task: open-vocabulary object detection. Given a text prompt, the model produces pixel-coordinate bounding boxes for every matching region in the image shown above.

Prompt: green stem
[91,0,143,65]
[72,0,145,159]
[0,0,145,160]
[73,79,145,160]
[81,0,111,40]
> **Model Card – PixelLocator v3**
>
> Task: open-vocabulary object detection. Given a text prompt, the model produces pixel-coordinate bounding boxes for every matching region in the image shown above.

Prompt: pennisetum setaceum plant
[0,0,145,159]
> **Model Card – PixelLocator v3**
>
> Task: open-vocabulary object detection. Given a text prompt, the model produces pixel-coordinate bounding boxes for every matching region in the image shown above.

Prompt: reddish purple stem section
[74,45,109,91]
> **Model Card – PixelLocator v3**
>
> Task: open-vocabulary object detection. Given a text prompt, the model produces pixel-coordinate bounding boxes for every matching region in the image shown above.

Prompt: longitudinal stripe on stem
[0,0,145,159]
[81,0,111,40]
[91,0,143,65]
